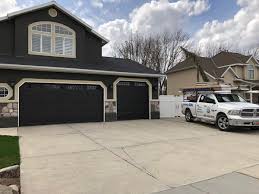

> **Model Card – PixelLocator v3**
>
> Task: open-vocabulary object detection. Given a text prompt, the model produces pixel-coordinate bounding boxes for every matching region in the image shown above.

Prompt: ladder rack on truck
[181,83,259,131]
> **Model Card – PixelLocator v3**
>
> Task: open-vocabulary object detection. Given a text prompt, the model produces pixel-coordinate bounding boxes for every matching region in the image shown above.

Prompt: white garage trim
[113,77,153,119]
[15,78,108,126]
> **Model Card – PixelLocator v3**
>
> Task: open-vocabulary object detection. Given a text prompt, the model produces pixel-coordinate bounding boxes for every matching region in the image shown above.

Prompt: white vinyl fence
[159,95,184,118]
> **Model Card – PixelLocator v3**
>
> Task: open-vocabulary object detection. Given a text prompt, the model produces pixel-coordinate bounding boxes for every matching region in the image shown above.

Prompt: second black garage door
[117,81,149,120]
[19,83,104,126]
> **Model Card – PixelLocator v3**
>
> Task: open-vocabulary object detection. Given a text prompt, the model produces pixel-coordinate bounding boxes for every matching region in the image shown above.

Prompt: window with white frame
[247,64,255,80]
[29,22,76,58]
[0,87,8,98]
[0,84,13,101]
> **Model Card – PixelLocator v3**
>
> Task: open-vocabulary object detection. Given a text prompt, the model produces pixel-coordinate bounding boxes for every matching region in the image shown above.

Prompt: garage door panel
[19,83,103,126]
[117,81,149,120]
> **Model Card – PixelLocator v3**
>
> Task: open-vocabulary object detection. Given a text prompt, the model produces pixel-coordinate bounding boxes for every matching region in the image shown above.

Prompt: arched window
[0,87,8,98]
[28,22,76,58]
[247,64,255,80]
[0,83,13,101]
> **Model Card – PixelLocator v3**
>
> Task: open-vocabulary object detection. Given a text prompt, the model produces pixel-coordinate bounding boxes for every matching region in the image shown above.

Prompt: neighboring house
[0,2,161,128]
[166,51,259,103]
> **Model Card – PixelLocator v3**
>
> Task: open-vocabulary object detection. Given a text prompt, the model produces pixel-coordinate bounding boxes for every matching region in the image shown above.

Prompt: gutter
[0,63,164,78]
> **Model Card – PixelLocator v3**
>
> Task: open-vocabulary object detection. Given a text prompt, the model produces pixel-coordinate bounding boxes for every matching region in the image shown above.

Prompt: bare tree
[113,30,190,94]
[242,47,259,59]
[200,43,234,57]
[200,42,259,59]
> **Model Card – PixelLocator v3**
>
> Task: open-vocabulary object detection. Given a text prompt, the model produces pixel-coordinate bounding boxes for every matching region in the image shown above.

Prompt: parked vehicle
[182,92,259,131]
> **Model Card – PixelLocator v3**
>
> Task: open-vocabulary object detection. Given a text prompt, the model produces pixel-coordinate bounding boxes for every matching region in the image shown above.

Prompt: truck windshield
[215,94,246,103]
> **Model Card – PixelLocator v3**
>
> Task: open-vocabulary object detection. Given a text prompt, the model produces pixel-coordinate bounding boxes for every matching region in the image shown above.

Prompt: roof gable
[246,55,259,65]
[0,1,108,45]
[212,51,251,67]
[167,51,253,79]
[221,66,240,78]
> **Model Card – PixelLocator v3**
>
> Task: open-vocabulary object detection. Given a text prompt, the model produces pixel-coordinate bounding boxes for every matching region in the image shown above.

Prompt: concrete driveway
[18,119,259,194]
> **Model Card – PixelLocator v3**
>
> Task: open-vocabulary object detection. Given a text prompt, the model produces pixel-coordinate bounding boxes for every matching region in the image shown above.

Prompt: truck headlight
[228,110,241,115]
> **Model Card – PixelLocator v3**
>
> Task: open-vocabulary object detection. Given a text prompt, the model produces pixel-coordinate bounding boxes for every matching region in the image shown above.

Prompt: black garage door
[117,81,149,120]
[19,83,103,126]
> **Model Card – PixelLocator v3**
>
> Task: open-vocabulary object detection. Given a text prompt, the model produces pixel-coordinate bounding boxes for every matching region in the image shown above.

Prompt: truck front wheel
[185,109,194,122]
[216,114,230,131]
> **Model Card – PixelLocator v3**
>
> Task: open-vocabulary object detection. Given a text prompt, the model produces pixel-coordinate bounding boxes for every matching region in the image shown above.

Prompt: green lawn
[0,136,20,169]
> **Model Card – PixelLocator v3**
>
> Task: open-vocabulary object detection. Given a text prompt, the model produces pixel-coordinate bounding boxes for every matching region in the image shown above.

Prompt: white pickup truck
[182,92,259,131]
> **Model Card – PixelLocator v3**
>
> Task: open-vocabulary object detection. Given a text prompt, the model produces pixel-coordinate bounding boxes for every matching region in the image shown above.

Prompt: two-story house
[167,51,259,103]
[0,2,161,127]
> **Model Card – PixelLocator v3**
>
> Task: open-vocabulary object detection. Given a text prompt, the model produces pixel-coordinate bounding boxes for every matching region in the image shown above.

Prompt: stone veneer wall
[151,100,160,119]
[0,100,160,127]
[105,100,160,121]
[105,101,117,122]
[0,103,18,118]
[0,103,18,128]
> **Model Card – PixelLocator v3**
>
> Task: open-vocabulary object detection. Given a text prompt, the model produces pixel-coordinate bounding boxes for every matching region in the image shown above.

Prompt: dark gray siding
[0,20,14,56]
[0,6,103,64]
[0,69,159,100]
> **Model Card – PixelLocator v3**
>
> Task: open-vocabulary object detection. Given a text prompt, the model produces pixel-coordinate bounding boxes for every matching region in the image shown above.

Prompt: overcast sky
[1,0,258,56]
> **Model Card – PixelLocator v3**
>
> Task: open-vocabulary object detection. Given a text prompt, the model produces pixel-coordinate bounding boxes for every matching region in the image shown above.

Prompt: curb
[0,165,19,174]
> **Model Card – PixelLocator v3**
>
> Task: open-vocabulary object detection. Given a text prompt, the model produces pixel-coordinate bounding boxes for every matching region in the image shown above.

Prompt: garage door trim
[113,77,152,119]
[15,78,107,126]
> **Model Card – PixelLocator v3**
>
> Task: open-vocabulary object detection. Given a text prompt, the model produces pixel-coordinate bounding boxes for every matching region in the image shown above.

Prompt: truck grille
[241,109,259,117]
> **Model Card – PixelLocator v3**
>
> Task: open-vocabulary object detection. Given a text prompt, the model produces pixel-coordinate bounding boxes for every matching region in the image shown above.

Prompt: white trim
[0,1,109,44]
[204,71,216,80]
[246,55,259,65]
[0,83,13,102]
[221,66,240,78]
[234,79,258,86]
[246,55,253,63]
[0,63,163,78]
[113,77,153,120]
[217,63,246,68]
[15,78,108,126]
[247,64,255,80]
[28,21,76,58]
[217,56,259,69]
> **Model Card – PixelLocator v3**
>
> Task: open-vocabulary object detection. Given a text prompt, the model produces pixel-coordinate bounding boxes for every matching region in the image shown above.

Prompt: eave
[0,63,164,78]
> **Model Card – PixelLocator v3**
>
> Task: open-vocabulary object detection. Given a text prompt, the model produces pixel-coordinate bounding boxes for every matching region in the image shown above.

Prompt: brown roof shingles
[166,51,251,78]
[212,51,251,67]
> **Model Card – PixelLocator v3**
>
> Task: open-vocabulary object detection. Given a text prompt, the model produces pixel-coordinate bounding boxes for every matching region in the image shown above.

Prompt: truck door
[203,94,218,120]
[196,94,207,118]
[197,94,217,120]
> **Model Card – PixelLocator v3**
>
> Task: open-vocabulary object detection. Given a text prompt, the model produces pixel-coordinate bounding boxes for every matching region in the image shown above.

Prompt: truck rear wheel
[185,109,194,122]
[216,114,230,131]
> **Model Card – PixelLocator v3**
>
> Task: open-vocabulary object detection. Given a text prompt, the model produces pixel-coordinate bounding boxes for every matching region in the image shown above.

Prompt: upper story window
[247,64,255,80]
[28,22,76,58]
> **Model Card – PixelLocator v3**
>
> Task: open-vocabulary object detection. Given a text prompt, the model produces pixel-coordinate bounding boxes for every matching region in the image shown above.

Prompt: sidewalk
[154,172,259,194]
[0,128,17,136]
